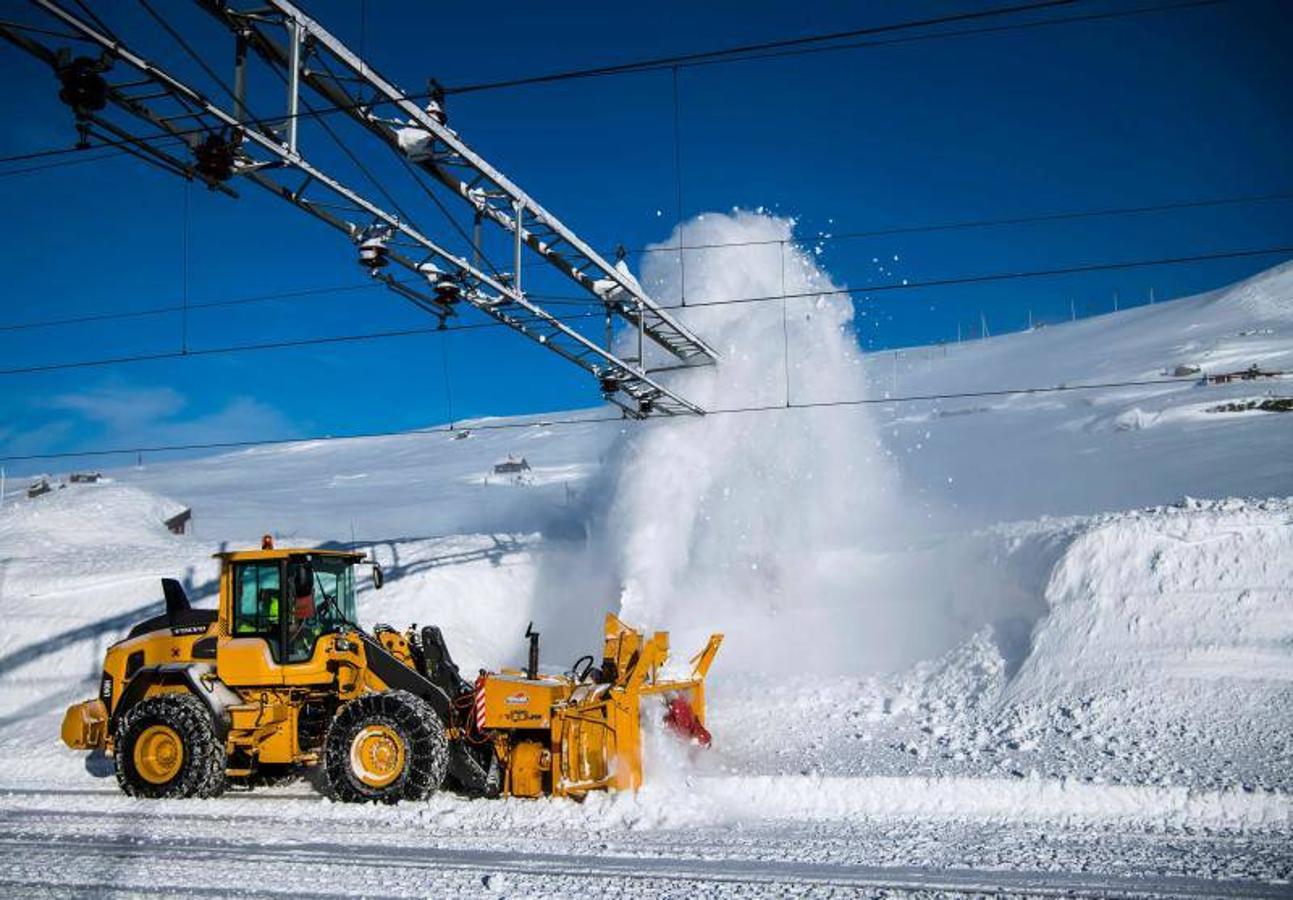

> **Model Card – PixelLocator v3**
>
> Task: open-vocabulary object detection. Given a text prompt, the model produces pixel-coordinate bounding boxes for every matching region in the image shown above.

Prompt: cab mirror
[372,563,384,590]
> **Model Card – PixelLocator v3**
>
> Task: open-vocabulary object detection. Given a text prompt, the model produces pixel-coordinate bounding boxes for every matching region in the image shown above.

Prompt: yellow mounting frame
[551,613,723,797]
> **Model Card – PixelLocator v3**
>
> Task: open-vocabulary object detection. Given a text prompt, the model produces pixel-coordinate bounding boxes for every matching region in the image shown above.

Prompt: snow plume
[594,211,922,674]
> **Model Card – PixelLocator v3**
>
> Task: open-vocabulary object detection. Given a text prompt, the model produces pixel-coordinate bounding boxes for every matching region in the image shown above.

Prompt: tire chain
[322,690,449,803]
[115,693,227,799]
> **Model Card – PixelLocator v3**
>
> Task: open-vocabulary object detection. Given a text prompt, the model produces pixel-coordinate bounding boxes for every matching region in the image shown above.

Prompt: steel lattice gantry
[3,0,717,417]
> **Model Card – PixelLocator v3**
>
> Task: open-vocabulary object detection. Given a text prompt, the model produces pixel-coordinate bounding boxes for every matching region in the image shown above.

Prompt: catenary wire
[1,242,1290,376]
[580,0,1230,83]
[0,0,1228,170]
[0,373,1253,465]
[621,189,1293,257]
[2,188,1288,333]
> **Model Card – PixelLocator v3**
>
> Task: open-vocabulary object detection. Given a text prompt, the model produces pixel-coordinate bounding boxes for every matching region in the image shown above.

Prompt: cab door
[280,556,343,688]
[217,559,285,687]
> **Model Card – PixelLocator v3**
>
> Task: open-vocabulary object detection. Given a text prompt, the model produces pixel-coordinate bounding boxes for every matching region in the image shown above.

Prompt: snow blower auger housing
[60,542,722,802]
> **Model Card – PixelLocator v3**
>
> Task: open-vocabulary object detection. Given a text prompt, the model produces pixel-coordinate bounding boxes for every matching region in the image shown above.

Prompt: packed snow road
[0,785,1287,898]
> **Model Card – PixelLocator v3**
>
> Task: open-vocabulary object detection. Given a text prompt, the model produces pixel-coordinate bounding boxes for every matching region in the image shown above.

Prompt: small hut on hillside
[164,508,192,535]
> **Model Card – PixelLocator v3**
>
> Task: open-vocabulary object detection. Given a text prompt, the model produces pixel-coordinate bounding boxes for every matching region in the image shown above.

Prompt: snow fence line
[612,775,1293,831]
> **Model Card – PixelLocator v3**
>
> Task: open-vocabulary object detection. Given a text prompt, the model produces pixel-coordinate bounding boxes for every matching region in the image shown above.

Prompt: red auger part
[664,695,712,748]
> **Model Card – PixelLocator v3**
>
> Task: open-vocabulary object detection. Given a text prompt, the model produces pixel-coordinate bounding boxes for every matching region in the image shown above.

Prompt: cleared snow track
[0,802,1287,898]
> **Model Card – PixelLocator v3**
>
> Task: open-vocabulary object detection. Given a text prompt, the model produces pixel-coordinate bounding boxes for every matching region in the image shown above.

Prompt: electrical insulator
[193,133,239,184]
[57,57,108,115]
[358,235,389,269]
[433,279,461,305]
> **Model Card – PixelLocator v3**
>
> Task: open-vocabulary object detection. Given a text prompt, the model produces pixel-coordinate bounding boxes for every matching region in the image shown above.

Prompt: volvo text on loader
[61,540,722,802]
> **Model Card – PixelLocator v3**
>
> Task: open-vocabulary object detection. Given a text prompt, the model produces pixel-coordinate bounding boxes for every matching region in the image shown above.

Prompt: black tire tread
[115,693,226,799]
[322,690,448,804]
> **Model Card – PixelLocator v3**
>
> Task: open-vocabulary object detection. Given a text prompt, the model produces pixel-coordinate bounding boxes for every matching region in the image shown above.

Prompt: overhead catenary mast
[1,0,717,418]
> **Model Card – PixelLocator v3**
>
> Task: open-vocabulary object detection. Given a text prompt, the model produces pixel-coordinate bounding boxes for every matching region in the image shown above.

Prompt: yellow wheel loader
[61,540,722,802]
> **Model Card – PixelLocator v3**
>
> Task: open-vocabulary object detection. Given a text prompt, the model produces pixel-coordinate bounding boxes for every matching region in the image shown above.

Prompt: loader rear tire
[115,693,226,799]
[323,690,448,804]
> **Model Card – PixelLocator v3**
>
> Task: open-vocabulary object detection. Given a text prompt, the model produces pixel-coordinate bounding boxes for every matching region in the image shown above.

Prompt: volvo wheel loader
[61,540,722,802]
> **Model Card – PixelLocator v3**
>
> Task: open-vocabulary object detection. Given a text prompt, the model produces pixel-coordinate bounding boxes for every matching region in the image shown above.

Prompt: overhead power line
[636,243,1293,313]
[0,372,1247,465]
[0,311,605,377]
[625,189,1293,257]
[443,0,1080,94]
[447,0,1228,93]
[3,188,1287,335]
[0,281,383,333]
[626,0,1230,78]
[2,241,1289,377]
[0,0,1227,173]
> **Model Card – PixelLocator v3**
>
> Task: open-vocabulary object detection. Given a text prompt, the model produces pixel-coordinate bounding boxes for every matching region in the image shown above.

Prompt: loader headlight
[334,637,356,654]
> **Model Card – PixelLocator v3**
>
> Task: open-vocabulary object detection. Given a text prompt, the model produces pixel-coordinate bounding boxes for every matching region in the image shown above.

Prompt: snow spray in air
[596,211,915,674]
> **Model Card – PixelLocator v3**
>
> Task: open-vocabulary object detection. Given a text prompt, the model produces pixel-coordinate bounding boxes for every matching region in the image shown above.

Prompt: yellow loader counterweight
[60,541,722,802]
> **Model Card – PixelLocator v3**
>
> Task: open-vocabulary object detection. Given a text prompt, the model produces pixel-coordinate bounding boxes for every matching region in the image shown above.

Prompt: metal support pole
[472,210,482,270]
[233,33,247,122]
[512,200,523,294]
[285,17,302,152]
[637,299,645,368]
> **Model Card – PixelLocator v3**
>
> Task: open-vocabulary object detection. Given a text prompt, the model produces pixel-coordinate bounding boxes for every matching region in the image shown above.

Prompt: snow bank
[0,481,186,549]
[1006,497,1293,704]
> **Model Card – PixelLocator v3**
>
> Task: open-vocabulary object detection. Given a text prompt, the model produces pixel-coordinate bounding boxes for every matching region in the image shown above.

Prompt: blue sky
[0,0,1290,473]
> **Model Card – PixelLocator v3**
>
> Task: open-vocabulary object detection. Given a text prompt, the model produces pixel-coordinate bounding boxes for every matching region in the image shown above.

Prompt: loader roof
[212,548,366,562]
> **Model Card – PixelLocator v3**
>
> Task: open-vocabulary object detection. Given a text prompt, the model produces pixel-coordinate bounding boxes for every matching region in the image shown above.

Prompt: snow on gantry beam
[8,0,706,417]
[198,0,718,368]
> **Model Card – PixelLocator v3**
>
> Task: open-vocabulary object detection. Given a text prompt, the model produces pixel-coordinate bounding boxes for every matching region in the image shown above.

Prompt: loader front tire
[323,690,448,804]
[115,693,226,799]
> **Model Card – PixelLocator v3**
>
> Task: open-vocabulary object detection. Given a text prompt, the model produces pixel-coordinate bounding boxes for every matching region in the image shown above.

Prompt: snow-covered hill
[875,260,1293,523]
[0,214,1289,893]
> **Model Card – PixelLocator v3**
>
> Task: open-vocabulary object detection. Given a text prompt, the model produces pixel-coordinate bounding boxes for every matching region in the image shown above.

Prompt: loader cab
[216,548,363,684]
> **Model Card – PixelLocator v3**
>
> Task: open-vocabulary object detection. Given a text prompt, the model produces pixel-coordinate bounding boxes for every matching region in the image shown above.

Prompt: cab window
[285,557,356,663]
[233,561,282,661]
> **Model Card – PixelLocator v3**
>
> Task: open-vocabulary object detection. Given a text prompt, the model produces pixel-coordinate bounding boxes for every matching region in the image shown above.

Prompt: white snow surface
[1,214,1291,895]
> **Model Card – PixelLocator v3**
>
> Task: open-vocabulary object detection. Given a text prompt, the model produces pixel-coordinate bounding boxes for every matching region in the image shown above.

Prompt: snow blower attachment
[60,545,722,802]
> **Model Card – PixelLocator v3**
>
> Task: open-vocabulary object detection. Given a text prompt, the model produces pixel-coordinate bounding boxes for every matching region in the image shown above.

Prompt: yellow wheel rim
[350,725,406,788]
[133,724,184,785]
